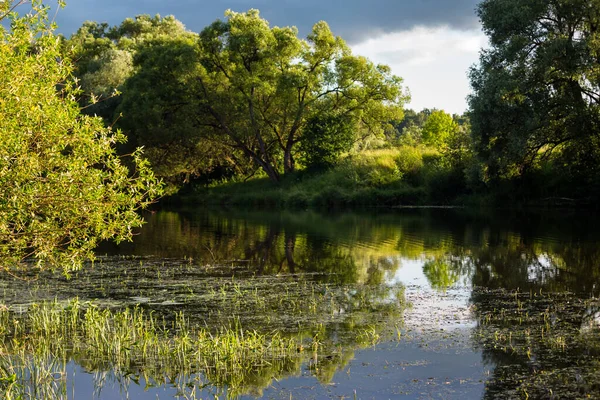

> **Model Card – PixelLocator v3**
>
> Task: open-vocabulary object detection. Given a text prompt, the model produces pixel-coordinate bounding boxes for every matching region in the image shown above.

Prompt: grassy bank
[184,148,471,208]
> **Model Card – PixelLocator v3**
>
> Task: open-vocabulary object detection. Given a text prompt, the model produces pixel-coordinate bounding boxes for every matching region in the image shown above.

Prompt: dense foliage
[469,0,600,200]
[69,10,408,187]
[193,10,408,182]
[0,1,162,272]
[298,113,356,170]
[421,110,458,149]
[57,0,600,206]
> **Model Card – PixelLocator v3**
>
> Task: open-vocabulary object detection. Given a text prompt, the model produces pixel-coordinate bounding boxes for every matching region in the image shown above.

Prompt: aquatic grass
[473,288,600,398]
[0,330,72,400]
[0,276,407,399]
[193,277,406,340]
[356,325,380,346]
[0,299,310,399]
[0,254,408,398]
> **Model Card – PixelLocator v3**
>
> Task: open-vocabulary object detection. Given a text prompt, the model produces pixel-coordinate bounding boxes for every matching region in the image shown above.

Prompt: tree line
[69,1,600,203]
[2,0,600,270]
[66,11,409,192]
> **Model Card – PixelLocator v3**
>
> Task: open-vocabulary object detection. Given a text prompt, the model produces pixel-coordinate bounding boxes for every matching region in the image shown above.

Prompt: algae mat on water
[3,208,600,398]
[0,260,407,399]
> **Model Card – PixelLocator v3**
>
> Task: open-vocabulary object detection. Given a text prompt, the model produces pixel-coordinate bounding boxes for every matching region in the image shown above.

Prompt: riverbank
[182,148,475,208]
[177,145,599,210]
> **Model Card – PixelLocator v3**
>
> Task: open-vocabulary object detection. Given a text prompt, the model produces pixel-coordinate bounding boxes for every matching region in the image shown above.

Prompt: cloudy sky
[52,0,486,114]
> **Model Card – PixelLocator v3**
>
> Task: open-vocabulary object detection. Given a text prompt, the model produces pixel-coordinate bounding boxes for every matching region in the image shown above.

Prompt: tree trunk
[241,146,279,182]
[283,143,295,174]
[257,158,280,182]
[284,232,296,274]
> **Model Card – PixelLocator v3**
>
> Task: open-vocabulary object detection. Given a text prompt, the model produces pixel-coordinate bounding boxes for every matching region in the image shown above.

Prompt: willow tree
[119,10,408,183]
[117,35,238,192]
[469,0,600,189]
[0,1,162,272]
[195,10,408,182]
[65,14,193,120]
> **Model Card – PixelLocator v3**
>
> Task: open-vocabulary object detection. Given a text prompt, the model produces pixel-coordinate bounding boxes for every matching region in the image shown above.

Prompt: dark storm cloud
[53,0,481,43]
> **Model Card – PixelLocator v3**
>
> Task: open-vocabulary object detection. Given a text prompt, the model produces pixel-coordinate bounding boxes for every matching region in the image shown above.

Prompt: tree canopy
[421,109,458,149]
[64,14,193,120]
[115,9,409,183]
[0,1,162,272]
[469,0,600,195]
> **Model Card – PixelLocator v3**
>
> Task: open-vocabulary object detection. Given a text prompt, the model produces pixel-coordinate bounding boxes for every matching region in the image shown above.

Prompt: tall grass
[0,278,407,399]
[0,300,303,399]
[189,147,467,208]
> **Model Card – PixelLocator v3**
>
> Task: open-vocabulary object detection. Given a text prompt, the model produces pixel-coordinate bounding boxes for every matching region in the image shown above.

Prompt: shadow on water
[1,207,600,398]
[98,207,600,292]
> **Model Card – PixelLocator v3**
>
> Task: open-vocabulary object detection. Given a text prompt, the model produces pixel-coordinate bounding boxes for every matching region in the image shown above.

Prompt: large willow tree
[120,9,409,183]
[0,1,162,272]
[469,0,600,194]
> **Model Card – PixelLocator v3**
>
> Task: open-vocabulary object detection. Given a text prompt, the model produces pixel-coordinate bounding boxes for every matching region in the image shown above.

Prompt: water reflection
[101,209,411,285]
[102,207,600,293]
[471,288,600,399]
[99,207,600,397]
[3,207,600,398]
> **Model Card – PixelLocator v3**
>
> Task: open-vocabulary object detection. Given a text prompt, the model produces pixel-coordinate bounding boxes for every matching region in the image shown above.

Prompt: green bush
[395,146,424,175]
[299,113,356,170]
[187,147,471,207]
[341,150,401,186]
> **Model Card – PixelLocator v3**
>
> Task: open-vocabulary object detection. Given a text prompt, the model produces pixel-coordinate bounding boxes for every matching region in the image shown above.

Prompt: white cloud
[352,26,488,115]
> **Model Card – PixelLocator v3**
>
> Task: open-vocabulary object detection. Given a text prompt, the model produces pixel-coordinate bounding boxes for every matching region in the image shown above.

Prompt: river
[2,207,600,399]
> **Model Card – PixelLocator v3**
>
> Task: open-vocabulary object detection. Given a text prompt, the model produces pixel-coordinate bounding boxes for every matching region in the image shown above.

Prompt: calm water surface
[3,207,600,399]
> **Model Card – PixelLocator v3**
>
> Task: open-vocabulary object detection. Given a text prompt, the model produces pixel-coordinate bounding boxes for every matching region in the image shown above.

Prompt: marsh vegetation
[3,1,600,398]
[0,239,407,399]
[2,208,600,398]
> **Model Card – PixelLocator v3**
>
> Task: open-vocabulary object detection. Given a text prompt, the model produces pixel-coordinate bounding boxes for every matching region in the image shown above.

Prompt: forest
[2,0,600,268]
[61,0,600,207]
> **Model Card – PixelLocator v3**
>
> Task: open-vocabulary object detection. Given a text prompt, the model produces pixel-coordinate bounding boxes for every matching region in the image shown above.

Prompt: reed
[0,300,304,399]
[0,279,406,399]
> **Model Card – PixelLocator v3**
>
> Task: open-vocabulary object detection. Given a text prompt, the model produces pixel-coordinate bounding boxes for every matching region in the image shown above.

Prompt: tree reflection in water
[3,208,600,398]
[99,207,600,397]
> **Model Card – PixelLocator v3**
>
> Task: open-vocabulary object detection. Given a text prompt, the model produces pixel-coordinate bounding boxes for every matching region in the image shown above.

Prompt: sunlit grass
[191,147,460,207]
[0,275,407,399]
[0,299,304,399]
